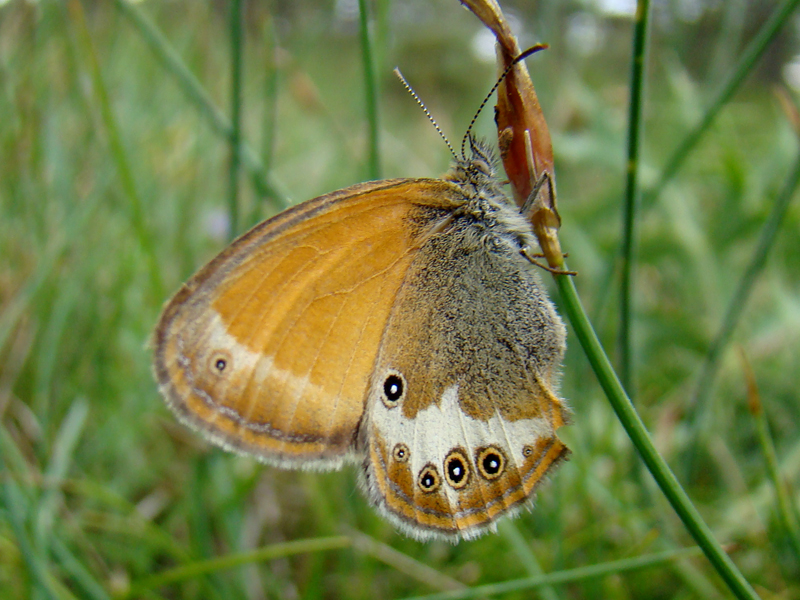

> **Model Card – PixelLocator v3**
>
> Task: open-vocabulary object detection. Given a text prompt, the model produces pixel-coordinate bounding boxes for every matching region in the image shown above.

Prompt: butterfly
[153,114,570,542]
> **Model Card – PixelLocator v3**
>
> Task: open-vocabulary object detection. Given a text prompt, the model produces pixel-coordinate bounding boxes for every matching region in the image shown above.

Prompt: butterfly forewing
[154,179,464,468]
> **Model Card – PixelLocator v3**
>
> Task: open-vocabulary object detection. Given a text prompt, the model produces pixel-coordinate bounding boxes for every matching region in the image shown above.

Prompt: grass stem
[401,546,707,600]
[122,536,351,598]
[618,0,651,397]
[358,0,381,180]
[555,272,760,600]
[69,0,164,300]
[228,0,244,238]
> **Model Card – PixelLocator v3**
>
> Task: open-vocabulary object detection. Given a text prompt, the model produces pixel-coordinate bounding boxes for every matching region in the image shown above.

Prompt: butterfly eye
[485,236,503,253]
[392,443,410,463]
[417,464,441,493]
[443,448,470,490]
[381,370,406,408]
[209,351,232,376]
[476,446,506,481]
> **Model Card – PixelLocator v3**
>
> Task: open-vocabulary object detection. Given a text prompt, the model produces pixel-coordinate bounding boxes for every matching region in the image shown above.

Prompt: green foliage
[1,0,799,598]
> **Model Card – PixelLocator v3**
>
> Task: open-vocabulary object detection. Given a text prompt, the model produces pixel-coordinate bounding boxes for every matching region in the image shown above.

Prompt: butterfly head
[444,135,501,192]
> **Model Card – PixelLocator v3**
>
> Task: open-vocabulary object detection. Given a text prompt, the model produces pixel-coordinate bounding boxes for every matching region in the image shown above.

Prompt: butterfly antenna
[394,67,458,160]
[461,43,549,159]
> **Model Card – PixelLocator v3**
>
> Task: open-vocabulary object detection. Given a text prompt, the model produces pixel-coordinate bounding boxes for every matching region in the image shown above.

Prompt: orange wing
[153,179,464,469]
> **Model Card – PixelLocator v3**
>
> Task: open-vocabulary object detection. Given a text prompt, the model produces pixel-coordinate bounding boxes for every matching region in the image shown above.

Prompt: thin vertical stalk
[555,272,760,600]
[706,0,746,91]
[641,0,800,210]
[358,0,381,180]
[618,0,651,396]
[257,15,280,227]
[595,0,797,373]
[112,0,290,207]
[261,17,279,177]
[228,0,244,239]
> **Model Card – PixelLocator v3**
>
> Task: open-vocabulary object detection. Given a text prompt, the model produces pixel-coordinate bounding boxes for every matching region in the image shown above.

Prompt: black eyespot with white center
[384,376,402,400]
[209,351,232,376]
[523,445,534,458]
[381,370,406,408]
[392,443,409,463]
[417,464,441,493]
[476,446,506,481]
[443,448,470,490]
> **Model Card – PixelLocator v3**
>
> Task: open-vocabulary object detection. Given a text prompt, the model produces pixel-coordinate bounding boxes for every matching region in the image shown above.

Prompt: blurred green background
[1,0,799,598]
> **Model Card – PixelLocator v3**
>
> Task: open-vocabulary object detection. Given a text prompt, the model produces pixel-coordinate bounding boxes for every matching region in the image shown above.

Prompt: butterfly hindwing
[362,212,570,540]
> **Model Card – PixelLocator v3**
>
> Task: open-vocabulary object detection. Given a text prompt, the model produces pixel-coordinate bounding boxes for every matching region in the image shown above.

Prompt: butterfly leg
[521,248,577,276]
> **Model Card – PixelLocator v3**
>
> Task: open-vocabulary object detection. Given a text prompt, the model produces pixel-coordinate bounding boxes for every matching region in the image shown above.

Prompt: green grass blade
[64,474,192,551]
[0,190,100,356]
[2,401,98,599]
[2,478,59,600]
[227,0,244,239]
[618,0,652,396]
[260,16,279,184]
[499,521,561,600]
[185,456,228,599]
[31,276,81,431]
[349,529,465,592]
[687,150,800,433]
[50,537,112,600]
[641,0,800,209]
[123,535,351,598]
[740,349,800,564]
[36,398,89,550]
[68,0,164,301]
[358,0,381,180]
[112,0,290,207]
[400,546,705,600]
[554,272,760,600]
[706,0,747,91]
[0,423,34,485]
